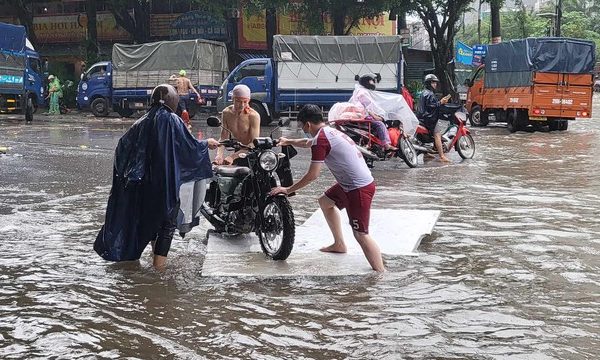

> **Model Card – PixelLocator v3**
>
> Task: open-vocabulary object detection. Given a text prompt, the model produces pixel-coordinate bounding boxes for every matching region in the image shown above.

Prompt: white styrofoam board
[202,209,440,277]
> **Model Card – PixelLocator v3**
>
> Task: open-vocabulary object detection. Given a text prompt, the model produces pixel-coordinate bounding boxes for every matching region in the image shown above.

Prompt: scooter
[59,80,74,114]
[412,104,476,159]
[201,117,297,260]
[329,118,419,168]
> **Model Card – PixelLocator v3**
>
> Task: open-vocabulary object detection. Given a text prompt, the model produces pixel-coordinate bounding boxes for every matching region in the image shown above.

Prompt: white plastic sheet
[177,179,207,234]
[345,85,420,135]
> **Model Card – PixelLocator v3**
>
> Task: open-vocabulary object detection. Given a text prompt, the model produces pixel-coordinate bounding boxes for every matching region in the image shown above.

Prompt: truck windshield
[87,65,107,79]
[473,68,484,82]
[233,63,265,82]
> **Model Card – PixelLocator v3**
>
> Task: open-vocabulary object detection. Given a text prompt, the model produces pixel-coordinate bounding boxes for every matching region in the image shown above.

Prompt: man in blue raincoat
[94,84,219,269]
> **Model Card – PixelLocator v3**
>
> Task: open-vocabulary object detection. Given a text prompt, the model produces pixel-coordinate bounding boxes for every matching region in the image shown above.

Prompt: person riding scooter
[417,74,451,162]
[349,73,397,151]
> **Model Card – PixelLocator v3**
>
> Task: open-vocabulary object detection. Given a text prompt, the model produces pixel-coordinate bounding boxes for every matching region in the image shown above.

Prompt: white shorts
[434,120,450,134]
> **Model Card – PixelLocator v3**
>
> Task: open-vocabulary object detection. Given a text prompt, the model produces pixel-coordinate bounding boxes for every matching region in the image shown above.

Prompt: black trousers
[153,202,179,257]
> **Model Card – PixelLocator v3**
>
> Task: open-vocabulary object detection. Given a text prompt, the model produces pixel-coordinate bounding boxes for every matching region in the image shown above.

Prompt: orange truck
[465,38,596,132]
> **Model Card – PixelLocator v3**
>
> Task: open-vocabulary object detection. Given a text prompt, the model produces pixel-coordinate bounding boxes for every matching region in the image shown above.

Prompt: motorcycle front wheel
[455,134,475,159]
[257,196,295,260]
[398,137,418,168]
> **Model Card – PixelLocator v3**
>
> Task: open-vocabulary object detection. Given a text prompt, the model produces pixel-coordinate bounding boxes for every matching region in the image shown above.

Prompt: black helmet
[359,73,378,90]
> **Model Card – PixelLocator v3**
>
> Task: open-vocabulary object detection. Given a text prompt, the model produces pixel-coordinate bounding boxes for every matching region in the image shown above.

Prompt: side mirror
[207,116,221,127]
[278,117,291,127]
[80,73,84,80]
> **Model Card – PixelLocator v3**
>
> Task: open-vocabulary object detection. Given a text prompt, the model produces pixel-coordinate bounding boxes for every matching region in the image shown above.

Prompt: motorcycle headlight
[259,151,278,171]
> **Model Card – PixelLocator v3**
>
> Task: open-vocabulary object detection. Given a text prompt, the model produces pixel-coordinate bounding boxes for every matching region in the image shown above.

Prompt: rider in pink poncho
[348,74,397,151]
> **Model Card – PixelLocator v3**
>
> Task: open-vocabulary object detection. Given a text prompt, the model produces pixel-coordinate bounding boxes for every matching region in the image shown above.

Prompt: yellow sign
[238,12,268,49]
[240,10,396,49]
[31,12,130,43]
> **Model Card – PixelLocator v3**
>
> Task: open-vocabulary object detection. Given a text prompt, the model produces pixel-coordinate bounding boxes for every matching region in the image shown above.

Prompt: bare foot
[439,156,451,162]
[320,243,347,253]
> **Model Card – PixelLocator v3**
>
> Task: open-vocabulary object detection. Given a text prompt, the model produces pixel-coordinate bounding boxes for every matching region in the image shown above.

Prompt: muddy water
[1,103,599,359]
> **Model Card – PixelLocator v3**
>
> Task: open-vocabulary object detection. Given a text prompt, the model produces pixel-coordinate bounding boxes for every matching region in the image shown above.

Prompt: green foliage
[457,6,600,58]
[395,0,472,94]
[404,80,424,99]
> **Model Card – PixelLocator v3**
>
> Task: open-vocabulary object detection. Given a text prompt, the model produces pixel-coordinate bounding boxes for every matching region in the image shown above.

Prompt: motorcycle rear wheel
[398,137,418,168]
[455,134,475,159]
[257,196,295,260]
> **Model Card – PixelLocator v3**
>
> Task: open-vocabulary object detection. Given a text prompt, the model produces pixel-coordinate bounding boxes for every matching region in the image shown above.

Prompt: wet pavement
[1,100,599,359]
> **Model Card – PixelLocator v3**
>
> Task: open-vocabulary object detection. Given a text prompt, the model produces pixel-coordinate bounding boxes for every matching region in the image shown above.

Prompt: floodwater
[1,101,599,359]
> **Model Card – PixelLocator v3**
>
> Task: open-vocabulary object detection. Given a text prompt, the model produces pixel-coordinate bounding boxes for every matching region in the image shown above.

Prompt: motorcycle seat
[416,124,429,132]
[215,165,251,177]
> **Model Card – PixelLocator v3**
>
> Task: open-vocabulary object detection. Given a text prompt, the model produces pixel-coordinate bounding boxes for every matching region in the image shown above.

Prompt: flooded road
[1,102,599,359]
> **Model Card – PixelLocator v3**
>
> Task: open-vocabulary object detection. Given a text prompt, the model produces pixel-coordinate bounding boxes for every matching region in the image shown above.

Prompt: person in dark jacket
[418,74,451,162]
[94,84,219,270]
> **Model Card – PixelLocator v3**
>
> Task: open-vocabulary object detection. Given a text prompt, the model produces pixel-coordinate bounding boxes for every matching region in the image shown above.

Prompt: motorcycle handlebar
[218,137,281,150]
[218,139,249,150]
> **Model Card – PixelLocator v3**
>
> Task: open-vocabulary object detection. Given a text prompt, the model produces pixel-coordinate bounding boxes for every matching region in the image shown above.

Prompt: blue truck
[77,39,229,117]
[217,35,404,125]
[0,22,46,121]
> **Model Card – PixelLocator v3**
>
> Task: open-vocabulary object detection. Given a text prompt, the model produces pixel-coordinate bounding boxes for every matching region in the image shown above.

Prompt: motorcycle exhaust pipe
[412,144,429,152]
[357,145,378,160]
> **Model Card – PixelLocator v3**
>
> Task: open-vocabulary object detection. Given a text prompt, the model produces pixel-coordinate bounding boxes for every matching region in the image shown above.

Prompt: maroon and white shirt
[311,126,374,191]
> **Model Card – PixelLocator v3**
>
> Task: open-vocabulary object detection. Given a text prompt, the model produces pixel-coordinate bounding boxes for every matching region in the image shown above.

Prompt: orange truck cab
[465,38,595,132]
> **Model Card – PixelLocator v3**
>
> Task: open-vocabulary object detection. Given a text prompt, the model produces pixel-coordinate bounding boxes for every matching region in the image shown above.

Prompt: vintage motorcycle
[200,116,297,260]
[411,103,476,159]
[329,118,419,168]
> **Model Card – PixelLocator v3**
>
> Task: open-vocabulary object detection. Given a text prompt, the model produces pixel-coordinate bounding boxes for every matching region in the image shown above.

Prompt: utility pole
[555,0,562,36]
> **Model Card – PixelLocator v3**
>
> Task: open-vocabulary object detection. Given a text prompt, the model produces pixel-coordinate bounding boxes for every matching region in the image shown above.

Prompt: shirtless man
[214,84,260,165]
[175,70,202,115]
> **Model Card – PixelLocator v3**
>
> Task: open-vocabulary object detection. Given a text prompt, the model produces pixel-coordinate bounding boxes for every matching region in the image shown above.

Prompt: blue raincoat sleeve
[417,89,440,131]
[94,105,213,261]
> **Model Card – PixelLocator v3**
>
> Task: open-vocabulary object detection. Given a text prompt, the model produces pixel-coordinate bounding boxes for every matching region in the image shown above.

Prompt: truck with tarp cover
[0,22,46,121]
[76,39,228,117]
[216,35,404,125]
[465,37,595,132]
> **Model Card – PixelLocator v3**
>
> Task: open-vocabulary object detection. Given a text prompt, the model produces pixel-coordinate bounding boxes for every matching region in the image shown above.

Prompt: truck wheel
[25,97,33,122]
[469,105,489,127]
[507,110,526,133]
[116,106,134,118]
[91,98,110,117]
[250,101,271,126]
[558,120,568,131]
[507,115,517,133]
[516,110,529,131]
[548,120,559,131]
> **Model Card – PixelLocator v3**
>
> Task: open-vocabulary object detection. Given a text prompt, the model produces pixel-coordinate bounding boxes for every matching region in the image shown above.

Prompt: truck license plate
[134,102,144,108]
[529,116,547,121]
[206,100,212,106]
